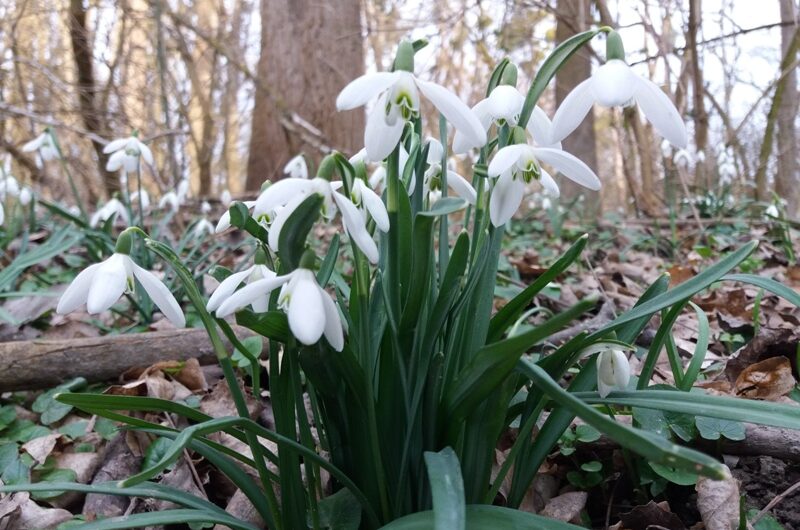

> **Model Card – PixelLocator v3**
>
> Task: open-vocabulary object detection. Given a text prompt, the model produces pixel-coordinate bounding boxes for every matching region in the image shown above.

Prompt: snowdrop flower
[131,189,150,210]
[19,187,33,206]
[284,154,309,179]
[104,134,154,173]
[207,262,276,313]
[159,191,180,212]
[673,148,692,169]
[193,218,215,238]
[765,204,780,218]
[409,138,476,204]
[22,132,59,161]
[215,266,343,351]
[56,232,185,327]
[215,200,256,233]
[551,59,686,148]
[453,84,560,153]
[90,198,129,227]
[201,201,212,215]
[597,347,631,398]
[487,128,600,226]
[220,189,232,207]
[0,176,20,198]
[348,179,390,232]
[336,41,486,161]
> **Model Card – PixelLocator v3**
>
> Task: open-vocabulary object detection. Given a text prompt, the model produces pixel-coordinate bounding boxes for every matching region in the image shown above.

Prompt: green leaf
[723,274,800,307]
[747,508,785,530]
[574,424,600,443]
[0,443,30,485]
[380,504,585,529]
[424,447,465,530]
[421,197,468,217]
[695,416,746,441]
[317,233,340,286]
[581,461,602,473]
[681,302,710,390]
[32,377,86,425]
[31,468,78,500]
[0,405,17,431]
[633,406,697,442]
[143,438,174,474]
[317,488,361,530]
[278,193,323,270]
[649,462,698,486]
[228,202,269,243]
[235,310,290,342]
[63,508,260,530]
[58,420,89,440]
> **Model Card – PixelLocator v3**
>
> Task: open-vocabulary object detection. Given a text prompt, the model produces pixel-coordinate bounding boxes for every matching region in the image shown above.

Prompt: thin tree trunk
[245,0,365,189]
[776,0,800,214]
[687,0,709,186]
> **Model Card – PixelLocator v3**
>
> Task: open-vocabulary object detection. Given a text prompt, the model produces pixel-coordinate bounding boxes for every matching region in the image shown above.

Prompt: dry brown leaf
[21,434,61,466]
[539,491,587,523]
[696,466,739,530]
[0,492,73,530]
[734,356,796,400]
[618,500,686,530]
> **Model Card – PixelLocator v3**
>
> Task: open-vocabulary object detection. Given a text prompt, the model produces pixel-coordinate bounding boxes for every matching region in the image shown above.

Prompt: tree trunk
[687,0,709,186]
[555,0,599,217]
[68,0,116,197]
[776,0,800,215]
[245,0,365,190]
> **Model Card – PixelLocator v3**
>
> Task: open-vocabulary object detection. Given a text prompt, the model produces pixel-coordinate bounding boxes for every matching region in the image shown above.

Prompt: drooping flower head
[284,154,309,179]
[22,130,59,161]
[104,133,154,174]
[579,342,633,398]
[90,197,129,227]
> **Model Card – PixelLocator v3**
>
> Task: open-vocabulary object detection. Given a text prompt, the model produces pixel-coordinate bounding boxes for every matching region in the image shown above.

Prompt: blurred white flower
[131,189,150,210]
[57,252,185,327]
[284,154,309,179]
[22,132,59,161]
[193,218,215,238]
[104,135,154,173]
[337,70,486,161]
[551,59,687,148]
[201,201,212,215]
[19,187,33,206]
[766,204,779,218]
[159,191,180,212]
[220,189,232,207]
[90,198,129,227]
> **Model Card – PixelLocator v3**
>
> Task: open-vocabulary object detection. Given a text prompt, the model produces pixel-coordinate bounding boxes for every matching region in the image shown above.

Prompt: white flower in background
[22,132,59,161]
[0,176,20,198]
[90,198,129,227]
[409,138,476,204]
[215,267,343,351]
[206,263,277,313]
[673,148,692,169]
[177,179,190,202]
[453,85,560,154]
[215,200,256,233]
[349,179,390,231]
[159,191,180,212]
[349,149,369,166]
[19,187,33,206]
[337,69,486,161]
[193,218,215,238]
[56,252,185,327]
[597,347,631,398]
[367,144,410,192]
[131,189,150,210]
[221,189,232,207]
[487,137,601,226]
[284,154,309,179]
[765,204,780,218]
[201,201,212,215]
[104,135,154,173]
[551,59,687,148]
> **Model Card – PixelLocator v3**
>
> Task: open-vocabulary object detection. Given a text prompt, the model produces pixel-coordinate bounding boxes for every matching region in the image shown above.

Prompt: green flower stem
[438,114,449,285]
[136,162,145,228]
[386,144,401,317]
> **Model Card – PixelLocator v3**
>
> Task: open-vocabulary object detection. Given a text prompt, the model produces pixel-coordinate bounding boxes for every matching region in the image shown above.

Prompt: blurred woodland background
[0,0,798,218]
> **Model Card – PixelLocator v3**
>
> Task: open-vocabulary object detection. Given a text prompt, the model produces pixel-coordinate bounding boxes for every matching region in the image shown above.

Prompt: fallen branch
[0,328,251,391]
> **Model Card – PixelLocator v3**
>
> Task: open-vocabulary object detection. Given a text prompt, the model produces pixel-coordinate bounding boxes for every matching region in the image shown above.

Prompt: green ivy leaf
[316,488,361,530]
[32,468,78,500]
[143,438,175,474]
[696,416,746,441]
[649,462,698,486]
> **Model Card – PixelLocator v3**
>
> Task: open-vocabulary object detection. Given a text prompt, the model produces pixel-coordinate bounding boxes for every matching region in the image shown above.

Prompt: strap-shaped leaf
[235,309,290,342]
[68,508,259,530]
[680,302,709,390]
[723,273,800,307]
[380,504,584,529]
[424,447,465,530]
[278,193,324,270]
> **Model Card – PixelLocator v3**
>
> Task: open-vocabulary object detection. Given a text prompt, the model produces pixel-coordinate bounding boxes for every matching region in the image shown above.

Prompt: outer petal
[253,178,314,218]
[416,78,487,149]
[131,262,186,327]
[597,378,614,398]
[539,169,561,198]
[206,266,254,311]
[106,150,126,172]
[365,99,405,162]
[633,76,688,148]
[22,134,45,152]
[284,155,308,179]
[550,78,594,144]
[527,105,561,149]
[215,210,232,233]
[287,272,325,345]
[215,276,290,318]
[332,192,379,264]
[446,170,476,205]
[357,181,389,231]
[267,192,311,252]
[320,286,344,351]
[86,255,128,314]
[138,141,154,165]
[56,263,101,314]
[532,147,601,190]
[452,97,492,153]
[336,71,401,110]
[486,85,524,124]
[487,144,527,177]
[610,349,631,390]
[489,171,525,227]
[103,138,128,154]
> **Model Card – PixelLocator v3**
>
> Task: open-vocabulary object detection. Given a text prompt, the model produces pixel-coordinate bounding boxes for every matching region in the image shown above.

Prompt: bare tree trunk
[245,0,365,189]
[68,0,115,197]
[555,0,599,217]
[687,0,709,186]
[776,0,800,214]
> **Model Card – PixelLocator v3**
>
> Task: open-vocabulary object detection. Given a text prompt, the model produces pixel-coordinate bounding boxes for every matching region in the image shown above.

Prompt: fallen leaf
[539,491,587,523]
[696,466,739,530]
[619,500,686,530]
[21,434,61,465]
[734,356,796,400]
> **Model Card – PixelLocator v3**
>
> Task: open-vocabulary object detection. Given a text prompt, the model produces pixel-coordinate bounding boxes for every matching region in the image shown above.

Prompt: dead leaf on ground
[696,466,740,530]
[734,356,796,400]
[618,500,686,530]
[539,491,587,523]
[725,328,800,382]
[0,491,73,530]
[21,433,61,465]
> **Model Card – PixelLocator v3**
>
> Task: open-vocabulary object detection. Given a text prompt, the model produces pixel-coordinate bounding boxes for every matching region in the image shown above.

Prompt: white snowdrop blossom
[177,179,190,202]
[104,135,154,173]
[18,187,33,206]
[409,138,476,204]
[220,189,232,207]
[215,200,256,233]
[215,268,344,351]
[131,189,150,210]
[597,347,631,398]
[765,204,780,218]
[90,198,129,227]
[201,201,212,215]
[551,59,687,148]
[159,191,180,212]
[56,252,185,327]
[0,176,20,199]
[193,218,215,238]
[284,155,309,179]
[22,132,59,161]
[453,85,560,153]
[337,68,486,161]
[206,264,277,314]
[487,136,601,226]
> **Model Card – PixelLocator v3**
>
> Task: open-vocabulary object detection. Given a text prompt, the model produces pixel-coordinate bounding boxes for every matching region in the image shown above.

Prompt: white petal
[86,255,128,314]
[332,192,379,264]
[267,192,310,252]
[106,150,126,172]
[138,141,154,165]
[206,267,254,312]
[597,378,613,398]
[425,138,444,163]
[253,178,314,218]
[487,144,527,177]
[489,171,525,227]
[590,60,637,107]
[320,286,344,351]
[610,349,631,390]
[365,100,405,162]
[539,169,561,198]
[287,271,326,345]
[486,85,524,124]
[284,155,308,179]
[415,78,487,148]
[103,138,128,154]
[633,76,688,148]
[446,170,476,205]
[22,135,45,152]
[527,106,561,149]
[131,263,185,327]
[550,78,594,144]
[336,72,401,110]
[215,210,232,233]
[357,181,390,231]
[532,147,601,191]
[0,203,3,226]
[215,276,290,318]
[56,263,101,314]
